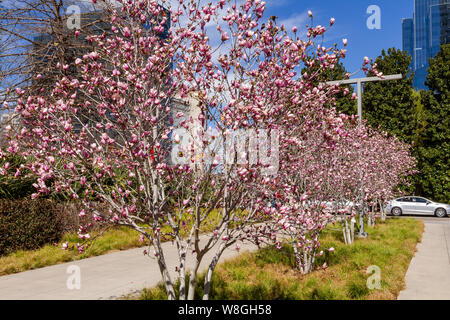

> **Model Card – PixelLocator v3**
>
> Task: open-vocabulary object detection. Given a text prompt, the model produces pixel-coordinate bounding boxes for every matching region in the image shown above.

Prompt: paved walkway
[0,236,258,300]
[398,219,450,300]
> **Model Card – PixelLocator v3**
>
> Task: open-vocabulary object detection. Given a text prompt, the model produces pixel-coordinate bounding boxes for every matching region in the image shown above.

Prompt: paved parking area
[397,216,450,300]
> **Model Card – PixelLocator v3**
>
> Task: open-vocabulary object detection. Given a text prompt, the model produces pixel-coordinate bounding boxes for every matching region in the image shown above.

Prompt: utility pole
[326,74,403,237]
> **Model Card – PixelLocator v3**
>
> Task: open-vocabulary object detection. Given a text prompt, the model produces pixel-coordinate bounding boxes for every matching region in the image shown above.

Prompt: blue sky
[264,0,414,76]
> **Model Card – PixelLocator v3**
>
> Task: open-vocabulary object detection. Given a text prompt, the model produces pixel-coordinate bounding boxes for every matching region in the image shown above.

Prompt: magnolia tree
[318,116,362,245]
[272,104,415,251]
[271,104,350,273]
[257,28,387,269]
[357,127,416,224]
[0,0,361,299]
[319,119,416,243]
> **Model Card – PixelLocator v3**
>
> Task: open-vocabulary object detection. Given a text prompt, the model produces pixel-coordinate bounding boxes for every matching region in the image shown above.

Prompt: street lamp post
[326,74,403,237]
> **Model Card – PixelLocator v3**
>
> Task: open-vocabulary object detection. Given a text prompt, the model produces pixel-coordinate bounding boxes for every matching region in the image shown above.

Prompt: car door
[415,197,435,215]
[411,197,429,215]
[400,197,414,214]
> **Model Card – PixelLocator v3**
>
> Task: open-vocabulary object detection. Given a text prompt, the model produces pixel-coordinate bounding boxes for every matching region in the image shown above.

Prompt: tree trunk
[203,242,227,300]
[187,256,202,300]
[154,240,176,300]
[177,247,187,300]
[350,217,355,244]
[342,220,348,245]
[379,199,386,222]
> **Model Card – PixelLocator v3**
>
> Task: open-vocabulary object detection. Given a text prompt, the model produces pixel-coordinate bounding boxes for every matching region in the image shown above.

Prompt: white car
[385,196,450,218]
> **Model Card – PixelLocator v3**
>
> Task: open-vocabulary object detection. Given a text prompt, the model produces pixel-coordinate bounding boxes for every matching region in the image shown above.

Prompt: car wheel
[391,207,402,216]
[435,208,448,218]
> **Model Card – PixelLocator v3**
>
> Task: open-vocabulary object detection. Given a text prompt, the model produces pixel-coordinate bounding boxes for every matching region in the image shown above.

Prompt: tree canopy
[362,48,416,144]
[415,44,450,202]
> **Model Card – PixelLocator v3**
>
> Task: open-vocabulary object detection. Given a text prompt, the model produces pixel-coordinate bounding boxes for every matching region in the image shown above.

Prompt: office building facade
[402,0,449,89]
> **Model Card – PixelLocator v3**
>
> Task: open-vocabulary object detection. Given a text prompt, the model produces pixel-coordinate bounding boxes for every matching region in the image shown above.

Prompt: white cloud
[278,11,310,36]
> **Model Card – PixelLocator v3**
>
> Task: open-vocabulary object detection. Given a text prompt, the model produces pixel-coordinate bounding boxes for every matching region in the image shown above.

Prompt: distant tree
[0,0,108,107]
[328,62,357,116]
[362,48,416,144]
[415,44,450,202]
[301,60,357,116]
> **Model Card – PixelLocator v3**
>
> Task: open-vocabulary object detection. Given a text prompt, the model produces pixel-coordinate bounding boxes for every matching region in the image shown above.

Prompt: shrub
[0,155,36,199]
[0,199,80,256]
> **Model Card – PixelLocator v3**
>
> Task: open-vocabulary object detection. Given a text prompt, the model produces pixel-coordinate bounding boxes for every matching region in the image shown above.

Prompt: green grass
[136,217,423,300]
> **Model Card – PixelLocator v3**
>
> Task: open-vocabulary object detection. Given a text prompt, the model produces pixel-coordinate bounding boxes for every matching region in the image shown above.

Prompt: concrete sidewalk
[398,220,450,300]
[0,236,258,300]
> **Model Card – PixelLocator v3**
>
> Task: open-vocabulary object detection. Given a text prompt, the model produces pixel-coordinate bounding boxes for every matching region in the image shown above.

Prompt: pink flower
[221,32,229,42]
[89,51,99,60]
[123,27,131,37]
[78,233,90,240]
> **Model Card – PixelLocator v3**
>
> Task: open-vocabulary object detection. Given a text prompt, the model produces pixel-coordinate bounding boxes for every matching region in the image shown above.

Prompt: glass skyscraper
[402,0,449,90]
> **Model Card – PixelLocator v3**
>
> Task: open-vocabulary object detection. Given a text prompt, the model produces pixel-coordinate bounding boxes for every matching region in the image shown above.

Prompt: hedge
[0,199,80,256]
